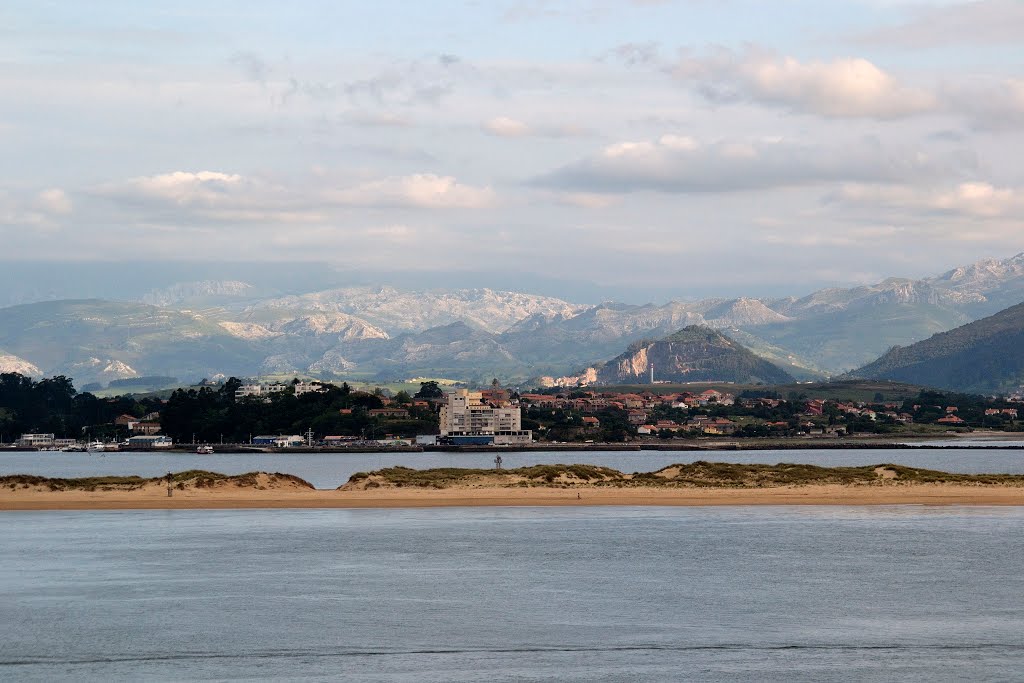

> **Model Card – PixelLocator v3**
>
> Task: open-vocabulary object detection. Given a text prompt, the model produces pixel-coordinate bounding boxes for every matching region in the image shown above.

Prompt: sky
[2,0,1024,301]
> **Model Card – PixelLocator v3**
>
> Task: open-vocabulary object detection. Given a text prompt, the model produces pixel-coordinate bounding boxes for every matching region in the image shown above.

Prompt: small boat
[196,445,214,454]
[87,441,117,453]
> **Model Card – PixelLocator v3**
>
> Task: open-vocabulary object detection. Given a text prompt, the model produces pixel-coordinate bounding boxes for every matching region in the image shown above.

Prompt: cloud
[671,48,937,119]
[536,134,949,193]
[99,171,335,225]
[329,174,496,209]
[101,170,496,217]
[831,181,1024,218]
[481,116,586,138]
[34,188,72,215]
[483,116,531,137]
[336,110,416,130]
[942,78,1024,131]
[113,171,245,206]
[551,192,619,209]
[0,187,72,231]
[856,0,1024,47]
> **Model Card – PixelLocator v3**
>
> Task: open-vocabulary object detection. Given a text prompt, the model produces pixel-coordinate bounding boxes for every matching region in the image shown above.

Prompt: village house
[626,410,649,425]
[804,400,826,416]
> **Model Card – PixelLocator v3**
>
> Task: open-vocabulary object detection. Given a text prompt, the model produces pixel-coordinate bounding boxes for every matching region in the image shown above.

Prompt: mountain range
[0,253,1022,389]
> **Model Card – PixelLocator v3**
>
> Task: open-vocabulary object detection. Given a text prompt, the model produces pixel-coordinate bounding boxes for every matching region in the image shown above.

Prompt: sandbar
[4,484,1024,510]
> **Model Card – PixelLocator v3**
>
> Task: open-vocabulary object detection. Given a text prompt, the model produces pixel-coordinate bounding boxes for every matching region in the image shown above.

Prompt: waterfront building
[438,389,532,445]
[252,434,306,447]
[17,433,55,448]
[127,435,173,449]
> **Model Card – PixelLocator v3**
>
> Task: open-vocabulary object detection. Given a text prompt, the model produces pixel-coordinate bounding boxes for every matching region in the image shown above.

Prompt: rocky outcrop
[595,326,794,385]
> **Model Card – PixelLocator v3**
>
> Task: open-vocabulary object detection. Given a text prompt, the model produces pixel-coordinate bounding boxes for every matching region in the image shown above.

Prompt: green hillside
[748,302,971,372]
[850,301,1024,393]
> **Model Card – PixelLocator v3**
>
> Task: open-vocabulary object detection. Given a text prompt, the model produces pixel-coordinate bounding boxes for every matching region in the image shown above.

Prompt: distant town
[2,372,1023,453]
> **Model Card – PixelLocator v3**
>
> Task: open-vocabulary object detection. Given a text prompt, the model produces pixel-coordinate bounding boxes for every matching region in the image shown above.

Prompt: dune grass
[1,470,314,492]
[344,462,1024,489]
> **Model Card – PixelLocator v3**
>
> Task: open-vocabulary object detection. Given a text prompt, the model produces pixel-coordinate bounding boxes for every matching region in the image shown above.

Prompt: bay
[2,506,1024,681]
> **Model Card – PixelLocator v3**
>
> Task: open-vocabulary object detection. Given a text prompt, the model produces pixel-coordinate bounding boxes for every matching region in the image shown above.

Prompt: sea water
[2,506,1024,681]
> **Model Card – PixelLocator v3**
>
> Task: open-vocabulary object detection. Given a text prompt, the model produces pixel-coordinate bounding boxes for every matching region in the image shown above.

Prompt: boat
[196,445,214,454]
[86,441,118,453]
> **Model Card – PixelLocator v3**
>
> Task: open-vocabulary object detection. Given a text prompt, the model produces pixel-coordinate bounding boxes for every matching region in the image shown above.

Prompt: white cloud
[833,181,1024,218]
[537,134,949,193]
[0,187,72,231]
[482,116,587,138]
[329,174,497,209]
[101,170,495,217]
[34,188,72,215]
[116,171,245,205]
[672,49,937,119]
[483,116,531,137]
[552,192,619,209]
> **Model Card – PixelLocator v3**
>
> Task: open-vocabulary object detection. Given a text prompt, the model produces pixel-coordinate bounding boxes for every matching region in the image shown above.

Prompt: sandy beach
[5,482,1024,510]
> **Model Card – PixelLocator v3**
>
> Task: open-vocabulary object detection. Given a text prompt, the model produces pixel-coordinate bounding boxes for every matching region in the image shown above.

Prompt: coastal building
[17,433,55,448]
[438,389,532,445]
[129,421,162,435]
[252,434,305,447]
[127,435,173,449]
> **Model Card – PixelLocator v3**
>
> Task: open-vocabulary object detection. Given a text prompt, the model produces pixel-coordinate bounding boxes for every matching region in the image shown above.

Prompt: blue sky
[2,0,1023,300]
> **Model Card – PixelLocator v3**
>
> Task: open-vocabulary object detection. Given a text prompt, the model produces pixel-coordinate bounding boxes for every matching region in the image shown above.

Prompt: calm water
[2,506,1024,681]
[3,445,1024,488]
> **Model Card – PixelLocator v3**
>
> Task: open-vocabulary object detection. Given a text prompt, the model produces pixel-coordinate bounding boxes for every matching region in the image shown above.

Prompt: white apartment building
[235,383,289,400]
[294,381,328,397]
[439,389,532,445]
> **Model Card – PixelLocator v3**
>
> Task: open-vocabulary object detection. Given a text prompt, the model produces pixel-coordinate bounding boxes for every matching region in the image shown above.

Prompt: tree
[414,381,444,399]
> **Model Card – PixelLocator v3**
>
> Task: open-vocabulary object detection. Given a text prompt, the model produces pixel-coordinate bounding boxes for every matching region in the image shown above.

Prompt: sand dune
[3,464,1024,509]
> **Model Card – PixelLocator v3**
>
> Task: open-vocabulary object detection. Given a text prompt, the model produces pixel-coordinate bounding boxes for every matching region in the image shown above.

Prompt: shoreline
[5,484,1024,510]
[6,434,1024,455]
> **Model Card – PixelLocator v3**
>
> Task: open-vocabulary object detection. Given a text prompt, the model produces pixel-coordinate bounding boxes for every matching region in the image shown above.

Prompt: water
[3,506,1024,681]
[3,445,1024,489]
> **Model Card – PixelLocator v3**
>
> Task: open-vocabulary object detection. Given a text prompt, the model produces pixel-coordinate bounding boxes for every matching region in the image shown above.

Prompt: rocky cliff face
[593,326,794,385]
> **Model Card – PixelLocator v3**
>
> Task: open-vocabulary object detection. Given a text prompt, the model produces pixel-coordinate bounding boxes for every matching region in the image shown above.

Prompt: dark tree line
[159,379,440,443]
[0,373,163,441]
[0,373,442,444]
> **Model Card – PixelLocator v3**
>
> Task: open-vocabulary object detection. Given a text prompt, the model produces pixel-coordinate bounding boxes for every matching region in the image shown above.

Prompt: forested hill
[851,301,1024,394]
[595,326,795,385]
